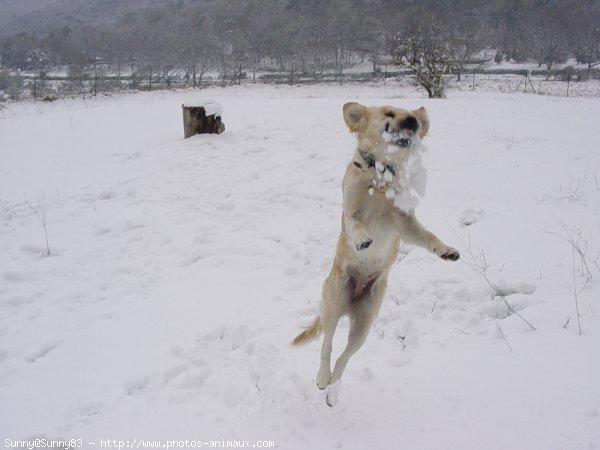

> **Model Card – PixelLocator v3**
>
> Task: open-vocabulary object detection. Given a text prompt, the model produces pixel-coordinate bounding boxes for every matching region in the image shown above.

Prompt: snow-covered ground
[1,85,599,449]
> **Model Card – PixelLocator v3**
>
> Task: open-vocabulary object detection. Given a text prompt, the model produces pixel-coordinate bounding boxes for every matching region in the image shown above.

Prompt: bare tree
[2,0,599,96]
[449,37,478,82]
[399,15,450,98]
[529,5,570,70]
[487,0,531,64]
[571,5,600,69]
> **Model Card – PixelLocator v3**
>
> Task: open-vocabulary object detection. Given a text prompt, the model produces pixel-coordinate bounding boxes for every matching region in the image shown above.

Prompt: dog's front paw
[356,238,373,251]
[439,246,460,261]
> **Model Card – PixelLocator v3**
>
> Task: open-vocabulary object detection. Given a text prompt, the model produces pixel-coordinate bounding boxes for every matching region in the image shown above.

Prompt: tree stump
[182,101,225,138]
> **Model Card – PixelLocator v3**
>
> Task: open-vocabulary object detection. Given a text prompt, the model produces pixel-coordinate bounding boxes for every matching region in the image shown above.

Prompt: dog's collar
[353,149,396,176]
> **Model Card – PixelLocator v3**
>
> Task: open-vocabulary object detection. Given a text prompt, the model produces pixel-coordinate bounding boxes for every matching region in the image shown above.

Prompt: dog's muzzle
[384,131,413,148]
[391,136,411,148]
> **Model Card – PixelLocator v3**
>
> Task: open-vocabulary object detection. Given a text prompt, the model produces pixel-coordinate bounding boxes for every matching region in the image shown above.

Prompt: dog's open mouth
[383,130,414,148]
[390,136,411,148]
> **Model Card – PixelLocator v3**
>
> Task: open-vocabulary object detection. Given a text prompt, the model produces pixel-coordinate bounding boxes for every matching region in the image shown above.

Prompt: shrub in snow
[0,70,24,101]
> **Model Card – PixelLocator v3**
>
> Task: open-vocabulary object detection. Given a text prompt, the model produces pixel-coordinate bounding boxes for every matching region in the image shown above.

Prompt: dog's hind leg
[329,274,388,388]
[316,315,339,390]
[316,268,349,390]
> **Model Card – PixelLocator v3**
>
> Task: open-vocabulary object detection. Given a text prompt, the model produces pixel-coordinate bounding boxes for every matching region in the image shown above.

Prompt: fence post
[33,77,37,100]
[565,70,572,97]
[290,65,294,86]
[472,68,476,91]
[93,58,98,96]
[527,72,535,93]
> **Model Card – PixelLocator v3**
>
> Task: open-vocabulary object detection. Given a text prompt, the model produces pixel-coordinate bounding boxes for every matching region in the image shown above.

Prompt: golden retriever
[292,102,460,406]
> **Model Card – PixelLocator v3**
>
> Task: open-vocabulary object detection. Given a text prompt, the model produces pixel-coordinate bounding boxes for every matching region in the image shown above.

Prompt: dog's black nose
[398,116,418,132]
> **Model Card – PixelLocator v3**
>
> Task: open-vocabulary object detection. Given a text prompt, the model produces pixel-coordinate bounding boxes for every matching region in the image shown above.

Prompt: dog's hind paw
[326,381,342,407]
[316,368,331,390]
[356,239,373,251]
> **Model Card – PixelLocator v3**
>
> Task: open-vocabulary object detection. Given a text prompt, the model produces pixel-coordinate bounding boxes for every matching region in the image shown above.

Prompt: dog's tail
[291,316,323,346]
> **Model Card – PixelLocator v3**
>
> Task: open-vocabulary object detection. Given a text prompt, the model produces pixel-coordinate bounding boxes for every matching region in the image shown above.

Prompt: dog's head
[343,102,429,153]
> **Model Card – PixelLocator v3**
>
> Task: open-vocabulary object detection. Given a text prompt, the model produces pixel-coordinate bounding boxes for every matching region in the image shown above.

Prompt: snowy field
[1,84,599,449]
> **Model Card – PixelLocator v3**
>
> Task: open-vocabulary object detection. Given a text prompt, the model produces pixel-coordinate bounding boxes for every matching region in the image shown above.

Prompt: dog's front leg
[398,212,460,261]
[344,210,373,251]
[342,168,374,251]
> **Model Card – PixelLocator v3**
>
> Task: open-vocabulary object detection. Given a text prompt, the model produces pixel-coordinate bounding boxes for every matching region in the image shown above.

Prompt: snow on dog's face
[343,102,429,156]
[343,102,430,212]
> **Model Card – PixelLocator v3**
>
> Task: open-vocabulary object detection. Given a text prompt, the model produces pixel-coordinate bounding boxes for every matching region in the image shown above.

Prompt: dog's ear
[412,106,430,138]
[343,102,368,134]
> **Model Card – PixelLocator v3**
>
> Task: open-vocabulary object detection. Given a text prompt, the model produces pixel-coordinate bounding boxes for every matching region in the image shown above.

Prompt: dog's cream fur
[292,102,460,405]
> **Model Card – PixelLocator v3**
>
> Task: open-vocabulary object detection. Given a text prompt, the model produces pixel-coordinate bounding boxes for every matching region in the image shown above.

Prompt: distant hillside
[0,0,190,36]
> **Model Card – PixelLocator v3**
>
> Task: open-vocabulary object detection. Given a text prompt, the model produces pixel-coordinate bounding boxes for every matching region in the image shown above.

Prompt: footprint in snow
[124,376,151,396]
[459,207,485,227]
[27,341,60,363]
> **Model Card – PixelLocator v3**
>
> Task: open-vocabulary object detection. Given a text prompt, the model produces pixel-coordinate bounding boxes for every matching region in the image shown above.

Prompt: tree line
[1,0,599,97]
